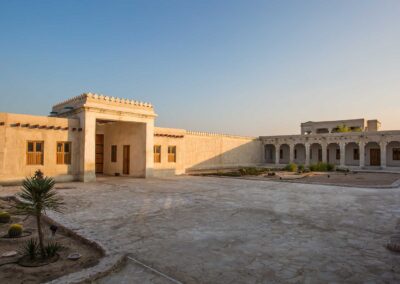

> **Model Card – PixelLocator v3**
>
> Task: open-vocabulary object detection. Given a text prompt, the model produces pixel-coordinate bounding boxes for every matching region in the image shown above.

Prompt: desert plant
[8,223,23,238]
[17,176,64,259]
[20,238,39,260]
[309,162,335,172]
[0,211,11,223]
[44,241,63,257]
[33,169,44,180]
[284,163,298,172]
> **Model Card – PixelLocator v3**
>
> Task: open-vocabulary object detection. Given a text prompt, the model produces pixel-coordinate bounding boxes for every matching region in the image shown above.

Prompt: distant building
[0,93,399,184]
[262,119,400,169]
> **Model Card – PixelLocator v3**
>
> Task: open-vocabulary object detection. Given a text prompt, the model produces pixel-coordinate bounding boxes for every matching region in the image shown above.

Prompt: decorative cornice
[53,93,153,109]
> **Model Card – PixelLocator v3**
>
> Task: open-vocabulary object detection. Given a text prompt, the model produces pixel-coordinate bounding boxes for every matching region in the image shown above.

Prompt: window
[56,142,71,165]
[111,145,117,162]
[27,141,44,165]
[353,148,360,160]
[280,149,283,159]
[393,148,400,161]
[154,145,161,163]
[168,146,176,163]
[294,150,297,159]
[336,149,340,160]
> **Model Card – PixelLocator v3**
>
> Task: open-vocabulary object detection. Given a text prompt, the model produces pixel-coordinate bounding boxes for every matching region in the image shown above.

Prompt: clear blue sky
[0,1,399,135]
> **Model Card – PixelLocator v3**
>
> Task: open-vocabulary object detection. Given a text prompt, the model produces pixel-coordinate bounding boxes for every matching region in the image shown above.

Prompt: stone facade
[0,94,399,184]
[262,119,400,169]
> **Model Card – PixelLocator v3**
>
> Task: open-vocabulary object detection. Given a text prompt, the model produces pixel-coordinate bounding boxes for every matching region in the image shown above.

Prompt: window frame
[56,141,72,165]
[168,146,177,163]
[27,141,44,165]
[111,145,118,163]
[154,145,161,163]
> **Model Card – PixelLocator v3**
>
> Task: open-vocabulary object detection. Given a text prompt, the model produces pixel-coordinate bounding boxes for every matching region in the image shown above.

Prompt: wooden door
[370,149,381,166]
[123,145,130,175]
[95,134,104,174]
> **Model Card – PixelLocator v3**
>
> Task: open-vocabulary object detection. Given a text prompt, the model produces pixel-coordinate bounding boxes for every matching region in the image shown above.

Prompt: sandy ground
[284,172,400,187]
[2,176,400,283]
[0,199,102,284]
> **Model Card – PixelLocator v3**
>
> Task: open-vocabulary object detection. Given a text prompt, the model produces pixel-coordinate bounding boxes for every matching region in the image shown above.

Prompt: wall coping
[53,93,153,109]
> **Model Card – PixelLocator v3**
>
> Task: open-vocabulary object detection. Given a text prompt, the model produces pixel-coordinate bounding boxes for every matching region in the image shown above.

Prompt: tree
[17,175,64,258]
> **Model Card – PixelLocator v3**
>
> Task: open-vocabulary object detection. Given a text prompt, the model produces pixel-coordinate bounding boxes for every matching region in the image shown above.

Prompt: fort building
[0,93,399,183]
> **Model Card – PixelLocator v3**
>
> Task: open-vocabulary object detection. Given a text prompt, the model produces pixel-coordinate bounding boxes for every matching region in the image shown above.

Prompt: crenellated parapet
[186,130,257,140]
[51,92,156,118]
[53,92,153,109]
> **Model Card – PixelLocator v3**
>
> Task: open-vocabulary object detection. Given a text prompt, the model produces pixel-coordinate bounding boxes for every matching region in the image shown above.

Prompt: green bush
[20,238,39,260]
[8,223,23,238]
[239,167,268,176]
[44,241,63,257]
[284,163,298,172]
[309,162,335,172]
[0,211,11,223]
[297,165,305,172]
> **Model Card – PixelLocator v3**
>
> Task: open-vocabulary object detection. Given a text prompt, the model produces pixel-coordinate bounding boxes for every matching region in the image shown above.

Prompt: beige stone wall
[153,136,185,176]
[96,121,147,177]
[0,113,81,183]
[184,132,264,171]
[152,128,264,174]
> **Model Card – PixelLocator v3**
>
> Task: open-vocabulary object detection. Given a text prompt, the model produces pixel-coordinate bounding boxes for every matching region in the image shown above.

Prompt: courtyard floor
[3,176,400,283]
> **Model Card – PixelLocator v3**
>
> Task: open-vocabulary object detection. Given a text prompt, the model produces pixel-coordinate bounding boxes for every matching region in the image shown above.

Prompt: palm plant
[17,176,64,258]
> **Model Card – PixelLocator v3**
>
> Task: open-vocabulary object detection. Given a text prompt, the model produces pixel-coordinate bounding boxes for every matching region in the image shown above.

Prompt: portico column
[359,141,365,168]
[339,142,346,167]
[289,144,295,163]
[305,143,310,166]
[321,143,327,163]
[80,111,96,182]
[380,141,387,169]
[275,145,280,165]
[145,119,155,177]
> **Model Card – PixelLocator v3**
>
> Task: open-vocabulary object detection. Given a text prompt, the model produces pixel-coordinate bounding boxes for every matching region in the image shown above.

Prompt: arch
[387,141,400,167]
[327,143,340,165]
[294,143,306,165]
[264,144,276,164]
[345,142,360,166]
[365,142,381,166]
[279,144,290,164]
[310,143,322,164]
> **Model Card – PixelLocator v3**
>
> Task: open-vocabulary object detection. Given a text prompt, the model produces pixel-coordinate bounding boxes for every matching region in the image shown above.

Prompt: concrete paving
[13,176,400,283]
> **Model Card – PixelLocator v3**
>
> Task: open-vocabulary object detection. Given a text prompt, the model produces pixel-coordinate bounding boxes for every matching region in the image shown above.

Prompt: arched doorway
[365,142,381,166]
[279,144,290,164]
[294,143,306,165]
[387,141,400,167]
[327,143,340,165]
[264,144,276,164]
[345,142,360,166]
[310,143,322,164]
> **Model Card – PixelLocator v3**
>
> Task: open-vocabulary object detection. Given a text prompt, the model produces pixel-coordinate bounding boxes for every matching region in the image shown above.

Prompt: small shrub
[239,167,268,176]
[309,162,335,172]
[8,223,23,238]
[0,211,11,223]
[284,163,298,172]
[20,238,39,260]
[33,169,44,180]
[298,164,305,173]
[44,241,63,257]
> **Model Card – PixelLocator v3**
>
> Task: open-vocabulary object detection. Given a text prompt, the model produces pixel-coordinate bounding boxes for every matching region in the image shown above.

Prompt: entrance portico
[52,93,156,182]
